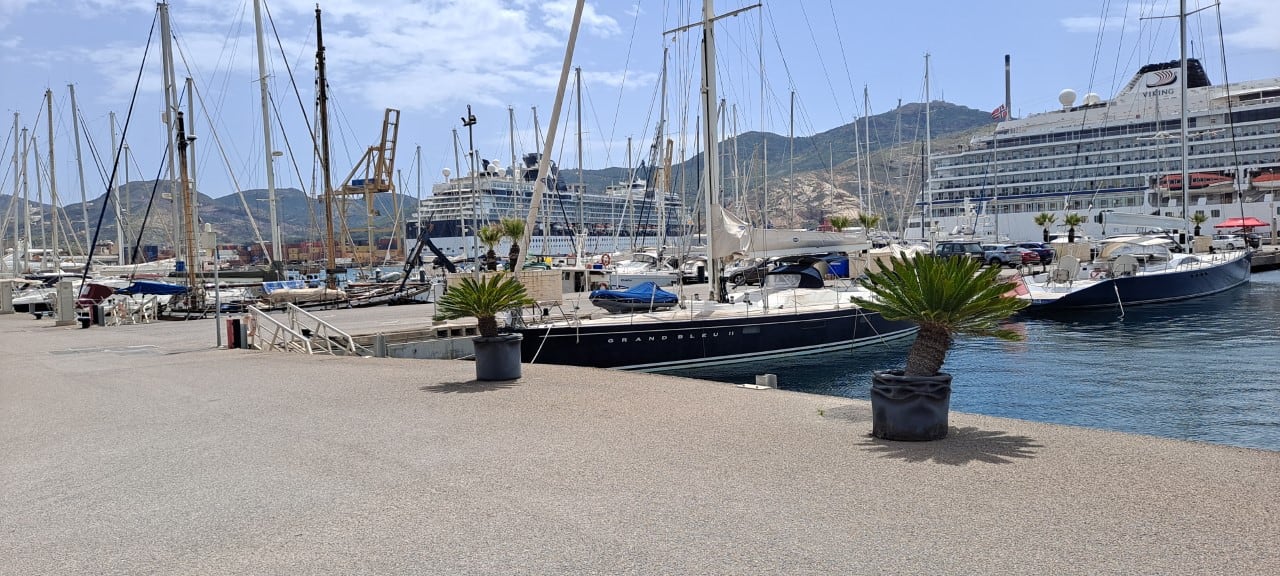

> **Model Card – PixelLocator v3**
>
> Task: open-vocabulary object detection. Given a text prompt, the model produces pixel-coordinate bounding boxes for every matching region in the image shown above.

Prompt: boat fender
[594,282,610,290]
[601,254,611,266]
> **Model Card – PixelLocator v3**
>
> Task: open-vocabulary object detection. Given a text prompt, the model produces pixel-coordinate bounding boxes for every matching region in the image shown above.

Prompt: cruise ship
[918,59,1280,242]
[405,153,690,261]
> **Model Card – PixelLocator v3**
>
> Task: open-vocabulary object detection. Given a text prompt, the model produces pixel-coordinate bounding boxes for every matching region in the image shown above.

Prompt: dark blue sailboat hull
[518,307,917,372]
[1029,252,1252,310]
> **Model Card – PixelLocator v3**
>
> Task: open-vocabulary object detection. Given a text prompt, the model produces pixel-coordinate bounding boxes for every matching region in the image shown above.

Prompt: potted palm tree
[434,273,533,381]
[850,255,1027,441]
[1063,213,1086,243]
[828,215,852,232]
[478,223,503,271]
[1034,212,1057,243]
[501,217,525,270]
[1191,212,1208,237]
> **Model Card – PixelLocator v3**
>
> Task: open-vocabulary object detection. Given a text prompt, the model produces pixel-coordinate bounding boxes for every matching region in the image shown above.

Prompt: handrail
[282,303,373,356]
[245,305,314,354]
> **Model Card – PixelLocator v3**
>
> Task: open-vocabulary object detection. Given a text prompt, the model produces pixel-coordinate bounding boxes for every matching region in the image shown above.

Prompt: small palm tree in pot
[1034,212,1057,242]
[1191,212,1208,237]
[434,273,533,381]
[478,224,504,271]
[1063,213,1086,243]
[501,217,526,270]
[827,215,853,232]
[850,255,1027,441]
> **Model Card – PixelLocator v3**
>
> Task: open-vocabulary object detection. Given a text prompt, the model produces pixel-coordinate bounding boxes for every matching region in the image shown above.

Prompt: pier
[2,306,1277,574]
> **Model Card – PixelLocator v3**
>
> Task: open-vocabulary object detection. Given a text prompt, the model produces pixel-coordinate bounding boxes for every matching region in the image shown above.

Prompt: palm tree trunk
[905,324,951,376]
[477,316,499,338]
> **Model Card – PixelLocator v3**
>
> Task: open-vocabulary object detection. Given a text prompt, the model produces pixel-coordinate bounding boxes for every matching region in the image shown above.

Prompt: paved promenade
[2,307,1277,575]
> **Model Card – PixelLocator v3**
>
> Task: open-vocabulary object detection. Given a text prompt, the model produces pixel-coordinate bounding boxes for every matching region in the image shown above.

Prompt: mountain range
[0,102,995,247]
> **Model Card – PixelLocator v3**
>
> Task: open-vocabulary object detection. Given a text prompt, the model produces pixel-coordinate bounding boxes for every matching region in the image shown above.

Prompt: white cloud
[1219,0,1280,50]
[0,0,35,29]
[541,0,621,37]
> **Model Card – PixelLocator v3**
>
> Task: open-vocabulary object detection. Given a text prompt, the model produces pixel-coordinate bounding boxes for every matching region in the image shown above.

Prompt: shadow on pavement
[858,426,1043,465]
[420,380,519,393]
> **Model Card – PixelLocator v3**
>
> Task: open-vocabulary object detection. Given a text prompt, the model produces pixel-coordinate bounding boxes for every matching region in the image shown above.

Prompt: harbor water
[674,270,1280,451]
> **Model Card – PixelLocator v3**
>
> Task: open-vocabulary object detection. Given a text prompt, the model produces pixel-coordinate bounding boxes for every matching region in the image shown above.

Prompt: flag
[991,104,1008,120]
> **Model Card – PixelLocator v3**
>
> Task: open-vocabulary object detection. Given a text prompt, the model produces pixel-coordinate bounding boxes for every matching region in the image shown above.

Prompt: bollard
[0,282,13,314]
[54,280,76,327]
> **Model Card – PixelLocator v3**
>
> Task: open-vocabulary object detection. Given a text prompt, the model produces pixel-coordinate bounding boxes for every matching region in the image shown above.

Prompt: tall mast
[185,77,199,266]
[508,106,517,184]
[33,135,47,270]
[21,128,31,272]
[69,85,90,253]
[514,0,584,271]
[789,90,795,225]
[109,112,125,264]
[702,0,722,301]
[254,0,281,268]
[924,53,933,243]
[659,48,669,248]
[576,66,585,260]
[44,90,59,265]
[10,114,20,270]
[158,1,182,260]
[316,4,337,282]
[175,111,198,295]
[864,84,872,219]
[1178,0,1191,245]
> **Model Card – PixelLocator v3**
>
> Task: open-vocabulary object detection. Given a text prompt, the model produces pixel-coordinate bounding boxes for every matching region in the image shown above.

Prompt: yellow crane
[332,108,401,269]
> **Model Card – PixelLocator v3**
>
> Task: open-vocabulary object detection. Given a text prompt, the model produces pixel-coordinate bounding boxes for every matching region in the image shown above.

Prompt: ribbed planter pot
[870,370,952,441]
[473,333,524,381]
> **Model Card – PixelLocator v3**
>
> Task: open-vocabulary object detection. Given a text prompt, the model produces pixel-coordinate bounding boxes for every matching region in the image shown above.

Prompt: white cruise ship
[405,153,689,260]
[918,58,1280,242]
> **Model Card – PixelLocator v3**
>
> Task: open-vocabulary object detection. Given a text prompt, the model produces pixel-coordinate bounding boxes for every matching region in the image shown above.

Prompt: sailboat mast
[1178,0,1191,245]
[316,5,337,282]
[175,111,199,295]
[864,85,872,219]
[109,112,125,265]
[44,90,59,266]
[253,0,281,267]
[515,0,584,271]
[701,0,722,302]
[576,67,585,260]
[21,128,31,272]
[924,53,933,243]
[69,84,91,253]
[158,1,182,262]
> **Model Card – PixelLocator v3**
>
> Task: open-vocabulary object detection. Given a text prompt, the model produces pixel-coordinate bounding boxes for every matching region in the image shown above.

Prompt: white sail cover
[710,203,871,260]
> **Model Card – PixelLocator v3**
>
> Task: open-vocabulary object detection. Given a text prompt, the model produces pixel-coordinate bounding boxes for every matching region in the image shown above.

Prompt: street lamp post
[462,106,478,278]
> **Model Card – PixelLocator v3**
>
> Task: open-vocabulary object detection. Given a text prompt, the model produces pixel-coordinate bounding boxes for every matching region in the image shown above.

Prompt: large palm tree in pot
[434,273,533,381]
[850,255,1027,441]
[478,224,504,271]
[1063,213,1087,243]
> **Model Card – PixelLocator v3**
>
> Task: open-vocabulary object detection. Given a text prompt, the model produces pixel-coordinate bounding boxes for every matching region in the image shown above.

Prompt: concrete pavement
[2,307,1277,575]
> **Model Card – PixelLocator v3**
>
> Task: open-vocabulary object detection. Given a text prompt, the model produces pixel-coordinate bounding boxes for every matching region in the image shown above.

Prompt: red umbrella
[1213,216,1268,229]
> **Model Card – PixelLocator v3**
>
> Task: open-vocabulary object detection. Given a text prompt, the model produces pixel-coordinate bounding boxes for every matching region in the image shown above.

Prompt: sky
[2,0,1278,205]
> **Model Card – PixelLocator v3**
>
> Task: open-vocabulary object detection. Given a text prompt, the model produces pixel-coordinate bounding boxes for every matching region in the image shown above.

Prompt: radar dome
[1058,89,1077,108]
[442,167,451,178]
[1083,92,1101,105]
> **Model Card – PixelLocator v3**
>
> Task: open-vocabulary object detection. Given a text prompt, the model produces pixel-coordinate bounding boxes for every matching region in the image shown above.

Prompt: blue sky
[2,0,1278,203]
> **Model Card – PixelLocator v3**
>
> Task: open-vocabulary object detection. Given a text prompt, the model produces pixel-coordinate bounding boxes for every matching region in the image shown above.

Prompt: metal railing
[283,303,373,356]
[245,305,314,354]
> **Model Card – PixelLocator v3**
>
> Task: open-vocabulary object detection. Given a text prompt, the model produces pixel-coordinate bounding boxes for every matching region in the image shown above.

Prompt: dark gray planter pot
[473,333,524,381]
[870,370,952,441]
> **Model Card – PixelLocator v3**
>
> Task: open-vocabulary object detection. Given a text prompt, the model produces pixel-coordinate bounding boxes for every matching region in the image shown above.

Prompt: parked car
[981,243,1041,268]
[1210,234,1246,250]
[935,241,985,262]
[725,258,774,285]
[1015,242,1054,265]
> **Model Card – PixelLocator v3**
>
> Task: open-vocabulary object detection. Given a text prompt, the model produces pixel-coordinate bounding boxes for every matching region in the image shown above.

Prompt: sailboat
[514,0,916,371]
[1018,0,1251,311]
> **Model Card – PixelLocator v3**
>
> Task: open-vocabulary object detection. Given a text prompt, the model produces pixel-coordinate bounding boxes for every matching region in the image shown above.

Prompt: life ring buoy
[601,254,612,266]
[594,281,610,290]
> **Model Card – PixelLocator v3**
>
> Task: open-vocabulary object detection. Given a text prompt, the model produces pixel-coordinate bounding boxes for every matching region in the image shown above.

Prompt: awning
[1213,217,1268,229]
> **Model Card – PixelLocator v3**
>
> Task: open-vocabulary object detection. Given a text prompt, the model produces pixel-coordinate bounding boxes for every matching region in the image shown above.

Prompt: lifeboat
[1250,171,1280,190]
[1156,172,1233,191]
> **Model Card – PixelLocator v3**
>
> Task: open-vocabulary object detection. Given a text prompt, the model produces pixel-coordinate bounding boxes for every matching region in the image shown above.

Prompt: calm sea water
[673,270,1280,451]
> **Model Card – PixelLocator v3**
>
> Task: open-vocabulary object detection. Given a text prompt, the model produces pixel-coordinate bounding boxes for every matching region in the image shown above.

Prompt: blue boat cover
[116,279,190,295]
[589,282,679,304]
